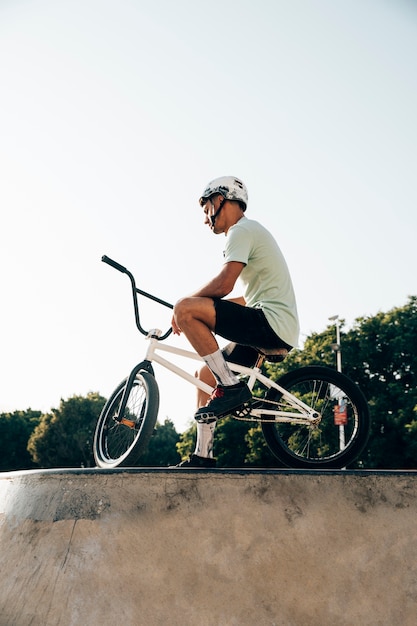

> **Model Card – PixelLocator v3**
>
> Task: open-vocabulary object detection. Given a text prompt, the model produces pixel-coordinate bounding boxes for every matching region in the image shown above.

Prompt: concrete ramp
[1,468,417,625]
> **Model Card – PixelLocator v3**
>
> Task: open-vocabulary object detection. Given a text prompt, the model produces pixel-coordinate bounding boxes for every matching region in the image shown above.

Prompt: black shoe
[171,454,217,468]
[194,381,252,423]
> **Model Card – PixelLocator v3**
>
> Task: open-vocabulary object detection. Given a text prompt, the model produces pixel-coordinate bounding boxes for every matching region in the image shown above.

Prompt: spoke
[99,379,148,462]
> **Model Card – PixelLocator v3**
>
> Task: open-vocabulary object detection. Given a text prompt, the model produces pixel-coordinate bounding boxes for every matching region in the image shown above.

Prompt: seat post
[255,353,266,369]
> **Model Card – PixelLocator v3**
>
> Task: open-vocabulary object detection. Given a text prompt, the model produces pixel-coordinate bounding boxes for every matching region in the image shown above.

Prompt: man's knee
[173,297,193,325]
[174,296,215,328]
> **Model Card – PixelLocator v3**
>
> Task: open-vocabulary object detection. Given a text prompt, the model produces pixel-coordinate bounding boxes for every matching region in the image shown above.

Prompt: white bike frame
[143,331,320,426]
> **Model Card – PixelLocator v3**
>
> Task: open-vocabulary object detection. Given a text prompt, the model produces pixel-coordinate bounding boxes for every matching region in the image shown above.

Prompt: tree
[245,425,282,467]
[139,418,181,466]
[343,296,417,468]
[27,392,106,468]
[0,409,41,471]
[11,297,415,471]
[176,418,279,467]
[176,423,197,460]
[214,417,280,466]
[263,296,417,469]
[174,297,417,469]
[213,417,252,466]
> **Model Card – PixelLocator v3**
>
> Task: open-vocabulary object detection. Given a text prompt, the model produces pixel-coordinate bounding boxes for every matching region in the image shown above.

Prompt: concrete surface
[1,468,417,626]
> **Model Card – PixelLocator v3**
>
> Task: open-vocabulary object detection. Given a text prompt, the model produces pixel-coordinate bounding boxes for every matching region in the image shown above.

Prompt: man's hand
[171,315,182,335]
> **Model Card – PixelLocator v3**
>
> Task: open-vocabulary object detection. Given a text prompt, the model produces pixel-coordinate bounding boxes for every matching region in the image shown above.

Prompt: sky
[1,0,416,434]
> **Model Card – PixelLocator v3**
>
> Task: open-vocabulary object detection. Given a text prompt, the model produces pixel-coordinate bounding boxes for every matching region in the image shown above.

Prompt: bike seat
[256,347,288,363]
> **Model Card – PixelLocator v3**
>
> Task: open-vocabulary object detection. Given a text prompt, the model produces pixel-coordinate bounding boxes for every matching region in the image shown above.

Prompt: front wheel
[261,366,370,469]
[93,370,159,469]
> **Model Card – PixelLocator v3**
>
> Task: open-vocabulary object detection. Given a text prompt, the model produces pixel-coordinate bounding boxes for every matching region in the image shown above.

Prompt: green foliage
[213,417,252,466]
[27,392,106,468]
[245,426,282,467]
[262,296,417,469]
[176,418,279,467]
[176,422,196,460]
[139,418,181,466]
[343,296,417,468]
[2,296,416,471]
[0,409,41,471]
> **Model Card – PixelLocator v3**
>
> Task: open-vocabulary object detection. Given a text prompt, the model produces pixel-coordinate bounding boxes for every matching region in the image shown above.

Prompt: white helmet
[199,176,248,210]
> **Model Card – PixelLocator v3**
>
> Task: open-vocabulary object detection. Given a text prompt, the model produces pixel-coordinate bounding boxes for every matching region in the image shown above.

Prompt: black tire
[261,366,370,469]
[93,370,159,468]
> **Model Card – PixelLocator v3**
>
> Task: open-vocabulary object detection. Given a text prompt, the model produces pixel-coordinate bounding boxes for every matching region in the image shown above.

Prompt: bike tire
[261,366,370,469]
[93,370,159,469]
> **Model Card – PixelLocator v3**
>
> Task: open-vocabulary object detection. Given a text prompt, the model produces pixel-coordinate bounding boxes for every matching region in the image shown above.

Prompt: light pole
[329,314,345,452]
[328,314,342,372]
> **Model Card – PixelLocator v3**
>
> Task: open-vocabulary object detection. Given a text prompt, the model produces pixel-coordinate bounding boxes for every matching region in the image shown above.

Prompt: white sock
[194,422,216,458]
[203,349,240,386]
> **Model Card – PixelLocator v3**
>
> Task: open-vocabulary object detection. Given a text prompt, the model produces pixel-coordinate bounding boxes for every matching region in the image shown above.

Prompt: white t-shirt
[223,216,300,348]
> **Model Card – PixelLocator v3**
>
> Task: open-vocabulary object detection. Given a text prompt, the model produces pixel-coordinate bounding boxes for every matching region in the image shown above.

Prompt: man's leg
[173,297,251,421]
[196,363,214,410]
[193,365,216,458]
[173,350,257,468]
[173,296,241,387]
[173,296,219,355]
[173,366,217,467]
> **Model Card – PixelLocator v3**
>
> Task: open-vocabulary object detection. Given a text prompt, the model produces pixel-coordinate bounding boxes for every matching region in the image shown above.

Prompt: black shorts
[222,342,260,368]
[214,299,292,367]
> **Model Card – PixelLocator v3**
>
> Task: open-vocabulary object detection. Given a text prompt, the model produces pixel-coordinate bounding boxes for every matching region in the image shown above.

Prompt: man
[172,176,299,468]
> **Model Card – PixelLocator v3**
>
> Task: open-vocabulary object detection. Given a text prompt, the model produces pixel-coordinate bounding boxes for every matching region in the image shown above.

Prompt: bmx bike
[93,255,370,470]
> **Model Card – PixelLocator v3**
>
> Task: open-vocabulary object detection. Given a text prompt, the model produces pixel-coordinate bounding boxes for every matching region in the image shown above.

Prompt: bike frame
[119,331,320,426]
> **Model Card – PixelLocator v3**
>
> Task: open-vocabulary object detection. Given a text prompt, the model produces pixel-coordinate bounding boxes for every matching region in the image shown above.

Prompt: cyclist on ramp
[171,176,300,467]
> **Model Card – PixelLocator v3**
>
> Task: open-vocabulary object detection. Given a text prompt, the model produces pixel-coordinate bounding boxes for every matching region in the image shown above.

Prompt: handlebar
[102,255,128,274]
[102,255,173,340]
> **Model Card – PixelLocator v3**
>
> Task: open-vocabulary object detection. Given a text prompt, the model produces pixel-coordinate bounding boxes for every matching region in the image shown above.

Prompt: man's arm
[171,261,246,336]
[190,261,245,299]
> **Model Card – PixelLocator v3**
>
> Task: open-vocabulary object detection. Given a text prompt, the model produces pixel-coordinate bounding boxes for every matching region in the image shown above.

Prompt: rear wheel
[93,370,159,468]
[261,366,370,468]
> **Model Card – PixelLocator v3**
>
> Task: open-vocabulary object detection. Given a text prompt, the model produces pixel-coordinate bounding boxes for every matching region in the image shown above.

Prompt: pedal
[194,411,217,424]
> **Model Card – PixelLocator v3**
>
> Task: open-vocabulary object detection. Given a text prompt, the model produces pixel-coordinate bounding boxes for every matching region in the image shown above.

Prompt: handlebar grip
[102,255,128,274]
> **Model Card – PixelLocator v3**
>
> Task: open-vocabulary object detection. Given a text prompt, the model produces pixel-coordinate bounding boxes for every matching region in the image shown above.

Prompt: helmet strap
[210,197,226,227]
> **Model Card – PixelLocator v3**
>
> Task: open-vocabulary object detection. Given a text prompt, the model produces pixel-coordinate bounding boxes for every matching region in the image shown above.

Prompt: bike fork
[114,360,155,424]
